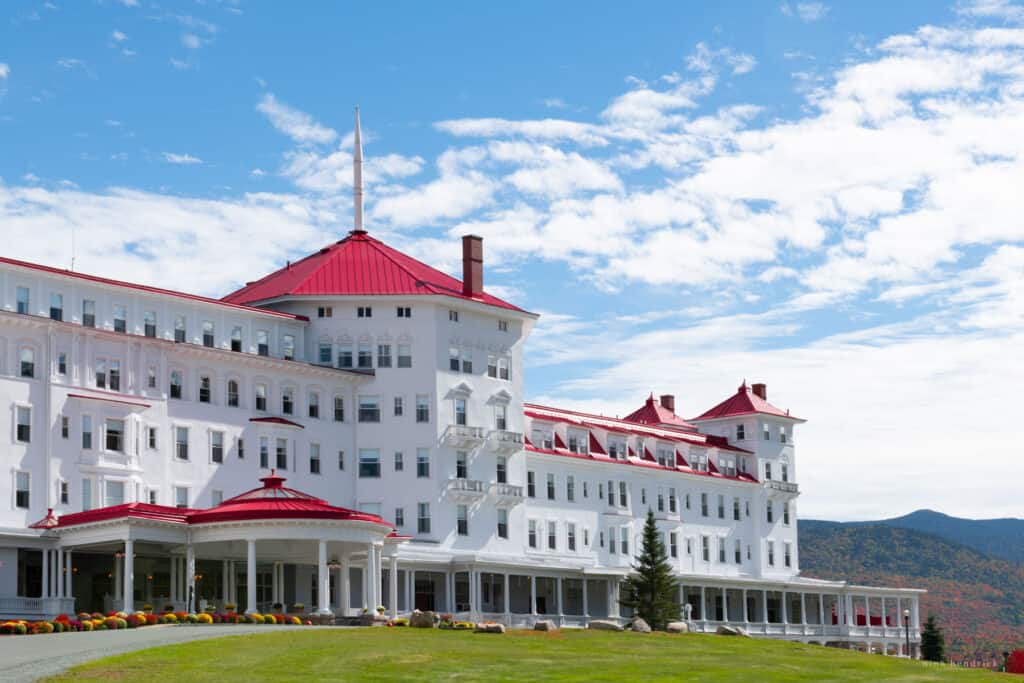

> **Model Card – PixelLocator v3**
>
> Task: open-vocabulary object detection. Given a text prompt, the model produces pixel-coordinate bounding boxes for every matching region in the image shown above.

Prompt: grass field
[45,628,1010,682]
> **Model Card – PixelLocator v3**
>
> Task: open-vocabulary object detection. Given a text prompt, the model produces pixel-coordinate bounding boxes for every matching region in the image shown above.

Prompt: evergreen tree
[619,509,680,630]
[920,614,946,662]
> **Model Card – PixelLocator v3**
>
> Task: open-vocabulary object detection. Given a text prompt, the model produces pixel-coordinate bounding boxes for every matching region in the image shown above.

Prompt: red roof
[53,502,193,527]
[692,381,804,421]
[222,230,526,313]
[0,256,306,321]
[249,416,304,428]
[623,394,698,431]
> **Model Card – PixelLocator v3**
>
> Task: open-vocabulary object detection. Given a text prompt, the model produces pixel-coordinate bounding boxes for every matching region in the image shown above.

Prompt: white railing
[766,480,799,494]
[0,596,75,619]
[489,482,524,501]
[447,478,485,493]
[487,429,524,452]
[442,425,485,448]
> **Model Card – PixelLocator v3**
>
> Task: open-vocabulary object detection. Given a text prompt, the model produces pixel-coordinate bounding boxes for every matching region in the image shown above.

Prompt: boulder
[631,618,652,633]
[588,619,624,632]
[667,621,690,634]
[715,625,751,637]
[475,622,506,634]
[534,619,558,632]
[410,610,437,628]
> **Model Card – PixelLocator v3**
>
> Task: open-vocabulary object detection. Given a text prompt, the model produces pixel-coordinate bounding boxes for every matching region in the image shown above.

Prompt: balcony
[442,424,485,449]
[489,482,524,505]
[487,429,524,453]
[766,480,800,496]
[445,477,487,501]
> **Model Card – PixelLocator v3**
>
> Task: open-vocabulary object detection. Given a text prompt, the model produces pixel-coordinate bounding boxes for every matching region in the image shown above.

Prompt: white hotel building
[0,120,921,656]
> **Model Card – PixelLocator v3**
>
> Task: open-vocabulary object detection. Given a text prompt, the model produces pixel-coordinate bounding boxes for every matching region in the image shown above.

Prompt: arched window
[19,348,35,378]
[169,370,183,399]
[227,380,240,407]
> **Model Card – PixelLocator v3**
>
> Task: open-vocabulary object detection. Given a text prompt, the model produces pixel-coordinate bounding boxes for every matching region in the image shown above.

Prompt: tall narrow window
[455,451,468,479]
[19,348,35,378]
[547,473,556,500]
[495,404,507,431]
[202,321,215,348]
[49,293,63,321]
[456,504,469,536]
[276,438,288,469]
[308,392,320,418]
[567,523,577,551]
[231,326,243,352]
[394,451,404,471]
[416,448,430,478]
[377,344,392,368]
[144,311,157,338]
[566,475,575,502]
[16,287,30,315]
[417,502,431,534]
[175,426,189,460]
[393,396,403,417]
[16,406,32,443]
[255,384,267,411]
[784,542,792,568]
[15,472,30,508]
[334,396,345,422]
[82,299,96,327]
[210,431,224,463]
[282,334,295,361]
[619,481,628,508]
[497,508,508,539]
[227,380,240,407]
[498,358,510,381]
[199,375,211,403]
[358,342,373,369]
[105,418,125,452]
[113,305,127,333]
[454,398,467,426]
[169,370,182,399]
[82,415,93,449]
[257,330,269,356]
[397,344,412,368]
[415,395,429,423]
[309,443,321,474]
[528,520,537,548]
[281,388,294,415]
[767,541,775,567]
[95,359,107,389]
[527,471,536,498]
[548,522,557,550]
[259,437,269,469]
[449,347,460,372]
[338,344,353,368]
[487,355,498,378]
[496,455,507,484]
[175,486,189,508]
[174,315,187,343]
[318,342,332,364]
[81,479,92,511]
[394,507,404,527]
[461,349,472,374]
[57,352,67,375]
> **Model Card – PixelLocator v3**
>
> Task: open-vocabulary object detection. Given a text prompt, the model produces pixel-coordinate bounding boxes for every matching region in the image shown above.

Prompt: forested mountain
[866,510,1024,565]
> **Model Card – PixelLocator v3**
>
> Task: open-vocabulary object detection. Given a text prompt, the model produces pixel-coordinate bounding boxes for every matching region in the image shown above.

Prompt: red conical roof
[691,381,804,421]
[222,230,525,312]
[622,393,698,431]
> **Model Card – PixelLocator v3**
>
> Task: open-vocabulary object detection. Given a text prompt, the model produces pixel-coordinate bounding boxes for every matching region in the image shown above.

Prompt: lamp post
[903,608,911,658]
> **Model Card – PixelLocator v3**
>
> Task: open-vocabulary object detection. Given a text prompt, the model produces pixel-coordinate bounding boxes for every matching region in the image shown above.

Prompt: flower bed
[0,609,315,636]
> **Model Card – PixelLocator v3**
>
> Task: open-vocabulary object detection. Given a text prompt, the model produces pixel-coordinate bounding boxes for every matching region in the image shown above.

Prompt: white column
[800,592,807,625]
[123,539,134,612]
[317,540,330,614]
[222,560,230,604]
[503,573,510,616]
[245,540,256,614]
[781,591,788,624]
[556,577,563,618]
[375,546,383,610]
[389,556,399,619]
[55,548,64,599]
[722,588,729,622]
[742,589,749,622]
[700,586,707,621]
[230,561,237,605]
[819,594,825,627]
[762,589,768,623]
[529,575,537,615]
[406,567,413,615]
[271,562,279,605]
[366,543,377,611]
[342,557,351,616]
[582,578,589,617]
[169,555,176,604]
[187,545,197,613]
[865,595,871,628]
[41,548,49,599]
[65,549,73,600]
[912,596,920,630]
[845,594,854,626]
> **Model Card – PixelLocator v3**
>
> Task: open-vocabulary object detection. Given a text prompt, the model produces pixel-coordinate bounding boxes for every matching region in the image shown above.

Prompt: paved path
[0,624,344,682]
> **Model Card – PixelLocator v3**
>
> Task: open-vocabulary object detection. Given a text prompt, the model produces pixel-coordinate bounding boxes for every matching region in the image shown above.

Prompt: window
[257,330,269,356]
[50,293,63,321]
[527,471,536,498]
[276,438,288,469]
[279,334,295,360]
[359,449,381,478]
[528,520,537,548]
[487,355,498,378]
[333,396,345,422]
[59,480,69,505]
[397,306,411,318]
[212,490,224,506]
[669,487,677,513]
[417,502,430,534]
[338,344,353,368]
[546,473,556,500]
[282,388,294,415]
[701,535,710,562]
[496,455,507,483]
[620,527,629,555]
[765,462,773,481]
[548,522,557,550]
[15,406,31,443]
[175,486,189,508]
[14,473,29,509]
[57,352,67,375]
[148,489,157,505]
[736,424,745,440]
[255,384,267,411]
[231,327,243,352]
[357,306,372,318]
[144,311,157,338]
[449,346,460,372]
[82,415,92,449]
[113,304,127,333]
[497,508,508,539]
[780,426,788,444]
[495,405,507,431]
[197,320,214,347]
[718,538,727,563]
[415,395,429,423]
[81,479,92,511]
[606,480,614,507]
[227,380,240,407]
[566,475,575,502]
[199,375,211,403]
[237,437,243,459]
[397,343,412,368]
[619,481,628,508]
[109,360,124,390]
[16,287,30,315]
[358,342,373,369]
[393,396,403,417]
[498,319,508,332]
[145,426,156,450]
[338,450,345,470]
[767,541,775,567]
[318,306,333,318]
[19,348,34,378]
[735,540,743,564]
[394,451,404,471]
[583,481,589,498]
[498,358,510,381]
[641,489,647,506]
[454,398,467,426]
[310,443,321,474]
[175,427,189,460]
[82,299,95,327]
[395,507,405,527]
[717,494,725,519]
[700,493,708,517]
[416,448,430,478]
[318,342,332,364]
[377,344,392,368]
[210,431,224,463]
[461,349,472,374]
[449,309,459,322]
[105,418,125,452]
[781,464,789,482]
[784,542,792,568]
[147,367,157,389]
[767,501,774,524]
[308,392,320,418]
[657,488,664,512]
[783,502,791,525]
[567,523,577,551]
[670,532,678,558]
[174,315,187,343]
[259,437,269,468]
[358,396,380,422]
[455,451,467,479]
[456,504,469,536]
[733,497,741,521]
[763,424,771,441]
[95,359,121,391]
[608,529,615,554]
[583,528,590,547]
[61,415,69,439]
[169,370,182,399]
[104,480,125,507]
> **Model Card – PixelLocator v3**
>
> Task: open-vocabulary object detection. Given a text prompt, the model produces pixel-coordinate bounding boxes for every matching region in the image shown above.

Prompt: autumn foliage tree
[1008,649,1024,674]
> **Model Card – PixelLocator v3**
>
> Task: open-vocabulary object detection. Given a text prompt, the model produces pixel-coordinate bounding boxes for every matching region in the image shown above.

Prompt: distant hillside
[799,521,1024,659]
[861,510,1024,565]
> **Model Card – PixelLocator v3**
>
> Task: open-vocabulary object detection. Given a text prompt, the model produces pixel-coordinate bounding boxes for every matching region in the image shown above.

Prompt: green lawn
[46,628,1009,682]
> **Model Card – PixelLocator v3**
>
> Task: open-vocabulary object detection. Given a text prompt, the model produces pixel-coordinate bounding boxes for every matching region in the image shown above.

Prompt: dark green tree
[619,509,680,630]
[920,614,946,662]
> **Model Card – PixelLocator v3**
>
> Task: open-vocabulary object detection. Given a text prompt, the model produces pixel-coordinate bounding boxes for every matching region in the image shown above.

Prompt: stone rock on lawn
[588,619,624,632]
[667,621,689,634]
[475,622,506,634]
[631,618,652,633]
[716,625,750,637]
[534,619,558,632]
[410,611,437,628]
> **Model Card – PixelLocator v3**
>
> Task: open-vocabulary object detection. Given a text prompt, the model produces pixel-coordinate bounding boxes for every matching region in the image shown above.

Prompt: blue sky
[2,0,1022,521]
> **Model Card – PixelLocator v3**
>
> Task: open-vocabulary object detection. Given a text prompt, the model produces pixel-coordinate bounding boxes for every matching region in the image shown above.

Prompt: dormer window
[532,428,553,450]
[567,432,588,454]
[736,424,745,440]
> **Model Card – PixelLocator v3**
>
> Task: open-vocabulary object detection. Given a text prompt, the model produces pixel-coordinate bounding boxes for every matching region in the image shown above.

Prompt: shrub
[196,613,213,624]
[185,613,198,624]
[146,613,158,625]
[161,613,178,624]
[290,616,302,625]
[114,611,128,619]
[1008,649,1024,674]
[249,613,263,624]
[77,612,91,621]
[125,614,141,628]
[52,621,64,633]
[392,617,409,627]
[80,620,93,632]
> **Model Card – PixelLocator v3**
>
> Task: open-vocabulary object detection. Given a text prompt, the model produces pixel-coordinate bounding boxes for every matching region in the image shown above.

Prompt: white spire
[353,106,364,233]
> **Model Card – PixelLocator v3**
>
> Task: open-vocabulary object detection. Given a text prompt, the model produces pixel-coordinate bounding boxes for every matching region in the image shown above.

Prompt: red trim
[0,256,307,321]
[588,433,606,456]
[249,416,304,428]
[523,444,759,484]
[692,381,803,422]
[67,392,152,409]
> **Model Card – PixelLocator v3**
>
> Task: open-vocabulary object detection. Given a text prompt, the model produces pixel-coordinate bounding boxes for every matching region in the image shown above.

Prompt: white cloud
[162,152,203,164]
[0,63,9,80]
[250,168,267,177]
[111,30,127,42]
[169,58,190,70]
[181,33,201,50]
[256,93,337,146]
[781,2,830,21]
[543,98,568,109]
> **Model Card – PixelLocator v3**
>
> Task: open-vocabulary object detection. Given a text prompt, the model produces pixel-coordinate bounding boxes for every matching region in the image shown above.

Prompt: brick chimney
[751,383,767,400]
[462,235,483,298]
[659,394,675,413]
